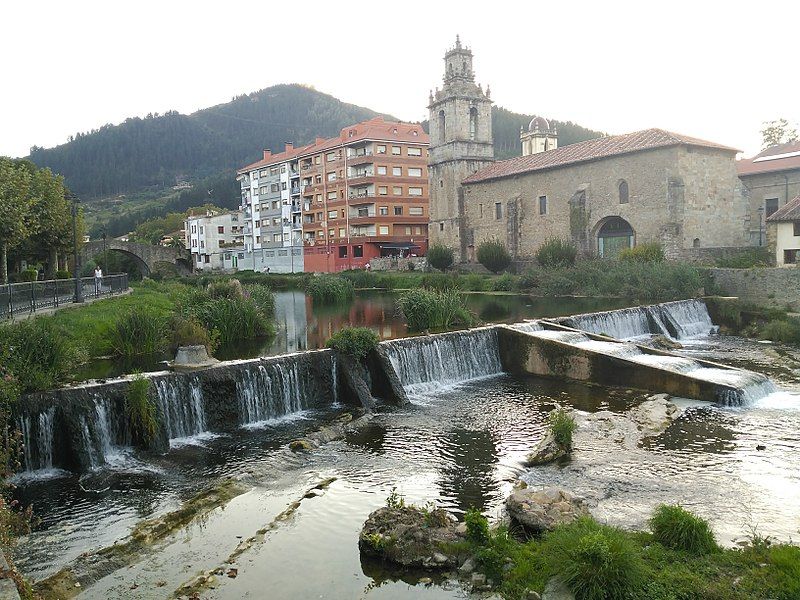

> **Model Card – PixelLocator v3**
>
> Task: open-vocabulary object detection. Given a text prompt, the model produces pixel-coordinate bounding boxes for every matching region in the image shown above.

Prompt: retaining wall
[708,267,800,311]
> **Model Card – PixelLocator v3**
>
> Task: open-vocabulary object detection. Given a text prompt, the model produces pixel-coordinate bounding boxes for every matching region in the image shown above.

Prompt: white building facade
[185,210,245,271]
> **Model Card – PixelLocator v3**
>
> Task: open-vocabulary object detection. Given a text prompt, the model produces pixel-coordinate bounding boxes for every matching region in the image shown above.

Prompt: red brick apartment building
[298,118,430,272]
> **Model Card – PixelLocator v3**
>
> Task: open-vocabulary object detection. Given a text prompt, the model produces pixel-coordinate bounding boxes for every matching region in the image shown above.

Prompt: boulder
[526,431,568,465]
[542,577,574,600]
[644,335,683,351]
[506,487,588,532]
[629,397,679,437]
[359,506,467,568]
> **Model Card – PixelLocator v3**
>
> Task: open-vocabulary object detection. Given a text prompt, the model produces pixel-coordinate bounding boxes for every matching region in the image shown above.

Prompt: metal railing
[1,273,129,320]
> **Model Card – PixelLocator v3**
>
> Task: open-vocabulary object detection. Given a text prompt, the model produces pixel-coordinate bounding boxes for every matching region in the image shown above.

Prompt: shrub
[477,239,512,273]
[108,309,168,358]
[421,272,462,291]
[0,318,85,392]
[396,288,474,331]
[463,273,488,291]
[541,517,645,600]
[759,318,800,344]
[244,283,275,318]
[187,296,272,346]
[427,244,455,271]
[536,238,578,268]
[306,275,355,304]
[206,278,244,300]
[549,408,577,449]
[55,270,71,280]
[489,273,519,292]
[18,268,38,282]
[465,507,490,546]
[618,243,665,264]
[168,315,218,354]
[326,327,379,359]
[649,505,718,555]
[124,375,159,445]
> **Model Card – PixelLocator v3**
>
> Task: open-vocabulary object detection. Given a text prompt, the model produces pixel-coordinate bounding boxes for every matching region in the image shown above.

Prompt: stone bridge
[79,240,192,275]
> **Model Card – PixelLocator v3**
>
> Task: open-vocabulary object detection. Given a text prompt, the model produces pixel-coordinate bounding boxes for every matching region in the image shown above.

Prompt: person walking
[94,266,103,295]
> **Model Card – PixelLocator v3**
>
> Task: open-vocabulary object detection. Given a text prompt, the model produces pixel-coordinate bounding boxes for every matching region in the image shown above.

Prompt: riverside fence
[1,273,129,320]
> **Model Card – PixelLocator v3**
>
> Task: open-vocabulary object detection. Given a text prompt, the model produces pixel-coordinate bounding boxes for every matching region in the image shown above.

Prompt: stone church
[427,38,751,262]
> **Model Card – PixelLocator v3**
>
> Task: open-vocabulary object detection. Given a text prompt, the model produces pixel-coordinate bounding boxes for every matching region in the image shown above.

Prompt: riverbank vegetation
[326,327,379,359]
[705,297,800,345]
[463,507,800,600]
[306,274,355,304]
[396,289,475,331]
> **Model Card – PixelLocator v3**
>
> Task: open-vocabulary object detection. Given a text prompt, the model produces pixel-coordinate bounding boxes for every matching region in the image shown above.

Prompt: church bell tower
[428,36,494,261]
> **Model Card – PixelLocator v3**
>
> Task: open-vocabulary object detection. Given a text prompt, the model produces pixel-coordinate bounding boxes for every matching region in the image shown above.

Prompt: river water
[14,313,800,598]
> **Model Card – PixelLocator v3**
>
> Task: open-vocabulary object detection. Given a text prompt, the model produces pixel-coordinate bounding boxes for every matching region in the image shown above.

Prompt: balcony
[349,191,376,200]
[347,152,373,166]
[348,171,374,182]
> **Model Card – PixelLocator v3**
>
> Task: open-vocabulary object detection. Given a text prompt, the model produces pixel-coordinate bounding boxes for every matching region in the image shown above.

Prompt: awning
[377,242,420,249]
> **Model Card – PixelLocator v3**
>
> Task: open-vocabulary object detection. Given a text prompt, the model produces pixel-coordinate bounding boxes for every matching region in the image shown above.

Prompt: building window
[539,195,548,215]
[409,206,423,215]
[393,186,402,195]
[376,145,386,154]
[619,180,629,204]
[339,246,348,258]
[439,222,444,231]
[327,191,337,200]
[272,200,280,209]
[765,198,779,217]
[339,228,345,237]
[693,238,701,248]
[495,202,502,220]
[269,183,278,192]
[408,167,422,177]
[327,171,336,182]
[273,234,281,242]
[270,167,279,175]
[438,110,446,141]
[314,155,321,164]
[414,226,422,234]
[273,217,280,225]
[281,182,287,190]
[354,245,363,257]
[378,186,388,195]
[379,226,389,235]
[394,206,403,215]
[314,175,322,183]
[479,204,483,218]
[326,152,336,162]
[392,167,402,176]
[377,166,387,175]
[379,206,388,216]
[469,107,478,140]
[794,221,800,236]
[199,226,204,234]
[329,228,335,237]
[404,226,412,235]
[259,186,267,195]
[357,207,369,217]
[409,187,423,196]
[407,147,422,157]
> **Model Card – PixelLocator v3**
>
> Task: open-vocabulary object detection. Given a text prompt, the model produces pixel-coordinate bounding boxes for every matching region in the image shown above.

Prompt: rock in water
[526,431,568,465]
[644,335,683,351]
[506,487,588,532]
[359,506,467,568]
[629,397,679,437]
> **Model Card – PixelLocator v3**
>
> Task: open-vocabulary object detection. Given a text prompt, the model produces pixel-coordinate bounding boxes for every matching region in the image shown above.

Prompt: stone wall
[738,168,800,245]
[708,267,800,310]
[370,256,428,272]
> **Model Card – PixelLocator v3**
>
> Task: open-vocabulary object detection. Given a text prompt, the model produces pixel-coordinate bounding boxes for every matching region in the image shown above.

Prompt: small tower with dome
[520,116,558,156]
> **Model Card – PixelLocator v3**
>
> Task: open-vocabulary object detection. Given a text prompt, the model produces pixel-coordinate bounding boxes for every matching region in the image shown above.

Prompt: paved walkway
[3,288,131,322]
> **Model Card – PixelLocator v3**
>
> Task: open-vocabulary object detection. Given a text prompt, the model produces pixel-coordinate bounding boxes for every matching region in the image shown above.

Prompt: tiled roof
[737,141,800,177]
[238,142,318,174]
[767,195,800,222]
[463,128,739,184]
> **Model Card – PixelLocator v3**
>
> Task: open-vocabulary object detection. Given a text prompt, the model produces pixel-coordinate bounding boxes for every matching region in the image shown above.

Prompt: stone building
[736,141,800,246]
[428,36,494,260]
[460,128,749,261]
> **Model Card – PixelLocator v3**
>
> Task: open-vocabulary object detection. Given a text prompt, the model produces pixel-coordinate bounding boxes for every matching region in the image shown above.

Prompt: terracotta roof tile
[767,195,800,222]
[737,141,800,177]
[463,128,739,184]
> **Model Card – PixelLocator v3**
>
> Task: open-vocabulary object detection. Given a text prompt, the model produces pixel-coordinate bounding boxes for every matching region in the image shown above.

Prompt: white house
[767,195,800,266]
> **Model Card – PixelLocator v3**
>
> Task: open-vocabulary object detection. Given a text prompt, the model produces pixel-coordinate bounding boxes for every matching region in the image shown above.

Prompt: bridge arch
[79,240,190,276]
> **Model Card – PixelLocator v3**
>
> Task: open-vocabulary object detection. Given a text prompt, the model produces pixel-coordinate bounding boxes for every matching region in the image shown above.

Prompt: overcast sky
[2,1,798,159]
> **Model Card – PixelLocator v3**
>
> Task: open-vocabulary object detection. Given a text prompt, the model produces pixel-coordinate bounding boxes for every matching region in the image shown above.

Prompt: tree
[477,239,512,273]
[761,118,798,150]
[427,244,454,271]
[0,158,33,283]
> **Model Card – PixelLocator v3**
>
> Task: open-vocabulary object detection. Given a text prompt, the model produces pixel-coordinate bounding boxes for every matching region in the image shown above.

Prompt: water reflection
[435,428,499,514]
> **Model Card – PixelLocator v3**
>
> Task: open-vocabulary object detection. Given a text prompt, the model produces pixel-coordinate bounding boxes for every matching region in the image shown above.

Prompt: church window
[693,238,701,248]
[619,180,629,204]
[539,195,548,215]
[439,223,444,231]
[479,204,483,218]
[765,198,779,217]
[438,110,446,141]
[495,202,502,220]
[469,107,478,141]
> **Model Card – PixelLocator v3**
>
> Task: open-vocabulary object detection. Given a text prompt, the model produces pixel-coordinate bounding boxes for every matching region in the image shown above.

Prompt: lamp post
[71,194,84,303]
[102,230,107,273]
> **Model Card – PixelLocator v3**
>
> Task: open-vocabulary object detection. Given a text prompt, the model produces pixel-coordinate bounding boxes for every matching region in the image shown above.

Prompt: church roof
[463,128,739,185]
[767,195,800,222]
[737,141,800,177]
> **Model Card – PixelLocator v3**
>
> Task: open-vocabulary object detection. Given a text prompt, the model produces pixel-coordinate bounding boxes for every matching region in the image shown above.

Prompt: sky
[2,0,799,159]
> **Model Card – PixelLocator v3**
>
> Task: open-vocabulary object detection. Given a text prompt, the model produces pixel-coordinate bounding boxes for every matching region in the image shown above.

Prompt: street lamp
[70,194,84,303]
[102,230,107,274]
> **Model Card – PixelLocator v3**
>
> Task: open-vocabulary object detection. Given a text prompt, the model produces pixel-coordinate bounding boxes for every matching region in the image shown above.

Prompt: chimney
[263,149,272,160]
[285,142,294,153]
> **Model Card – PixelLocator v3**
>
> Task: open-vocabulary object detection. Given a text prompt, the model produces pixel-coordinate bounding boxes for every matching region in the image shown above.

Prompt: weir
[16,299,778,475]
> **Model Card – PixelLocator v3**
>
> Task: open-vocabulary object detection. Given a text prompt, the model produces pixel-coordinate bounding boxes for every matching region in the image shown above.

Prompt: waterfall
[235,360,317,426]
[382,328,503,395]
[660,299,716,338]
[523,330,590,344]
[574,339,642,358]
[155,377,207,440]
[510,321,544,333]
[689,367,777,405]
[18,408,55,472]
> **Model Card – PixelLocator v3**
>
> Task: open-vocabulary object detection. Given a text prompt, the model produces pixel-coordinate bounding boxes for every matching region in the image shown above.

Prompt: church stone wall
[462,146,748,260]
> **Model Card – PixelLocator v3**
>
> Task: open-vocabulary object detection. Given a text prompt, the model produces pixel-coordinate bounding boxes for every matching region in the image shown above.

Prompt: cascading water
[659,299,717,339]
[382,328,503,396]
[155,377,207,440]
[510,321,544,333]
[235,360,317,426]
[18,408,56,472]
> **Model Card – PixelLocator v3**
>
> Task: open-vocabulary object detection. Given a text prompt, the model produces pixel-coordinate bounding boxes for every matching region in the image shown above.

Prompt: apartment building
[298,117,430,272]
[185,210,245,271]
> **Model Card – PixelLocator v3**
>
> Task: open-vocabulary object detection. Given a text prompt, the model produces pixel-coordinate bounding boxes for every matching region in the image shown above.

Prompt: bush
[477,239,512,273]
[243,283,275,318]
[396,289,474,331]
[618,242,665,264]
[549,408,577,449]
[185,296,272,346]
[536,238,578,268]
[18,268,38,282]
[0,318,86,392]
[541,517,645,600]
[421,272,462,291]
[326,327,379,359]
[206,278,244,300]
[715,247,771,268]
[124,375,158,445]
[108,309,168,358]
[427,244,455,271]
[168,315,218,354]
[489,273,520,292]
[649,505,718,555]
[759,318,800,344]
[55,270,72,280]
[306,275,354,304]
[465,508,490,546]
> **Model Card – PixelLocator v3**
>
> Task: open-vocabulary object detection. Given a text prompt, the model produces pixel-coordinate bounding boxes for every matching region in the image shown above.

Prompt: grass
[108,308,168,358]
[549,408,577,449]
[649,504,719,555]
[396,288,475,331]
[306,275,355,304]
[124,375,159,445]
[326,327,379,359]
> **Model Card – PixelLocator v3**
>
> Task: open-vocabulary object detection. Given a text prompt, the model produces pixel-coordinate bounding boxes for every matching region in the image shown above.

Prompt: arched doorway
[596,217,634,258]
